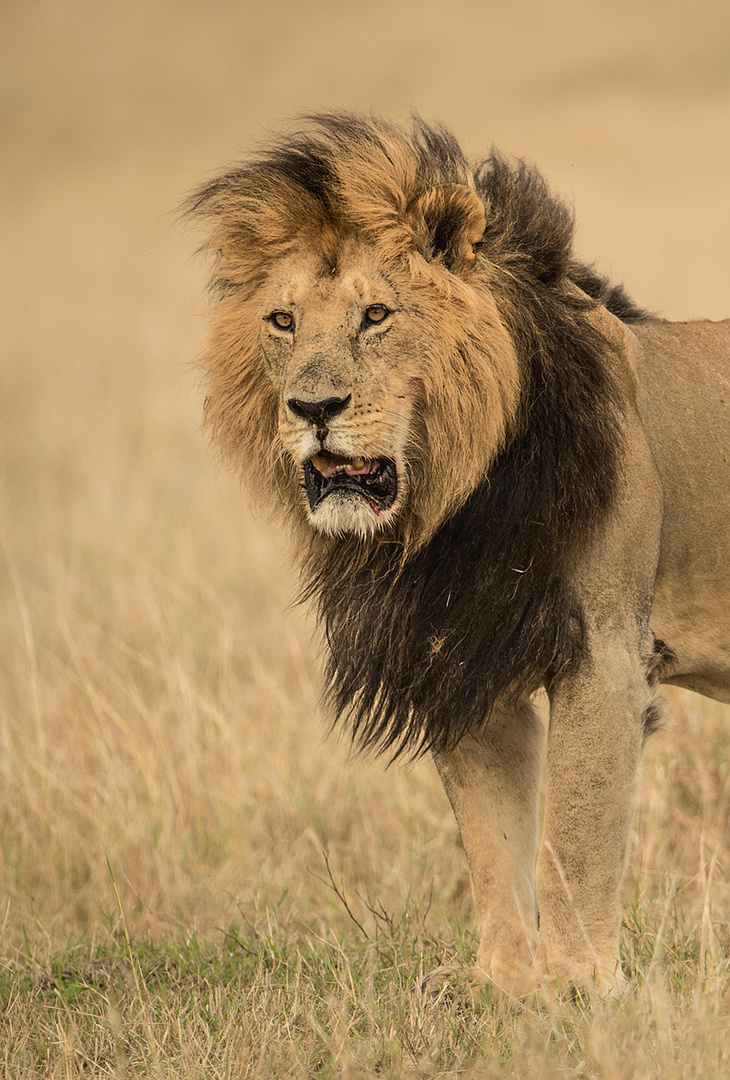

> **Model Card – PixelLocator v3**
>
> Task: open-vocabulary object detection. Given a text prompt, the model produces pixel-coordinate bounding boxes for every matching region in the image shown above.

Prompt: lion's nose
[286,395,352,427]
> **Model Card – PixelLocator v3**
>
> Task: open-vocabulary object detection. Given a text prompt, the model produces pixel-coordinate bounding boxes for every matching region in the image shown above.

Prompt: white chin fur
[309,491,385,540]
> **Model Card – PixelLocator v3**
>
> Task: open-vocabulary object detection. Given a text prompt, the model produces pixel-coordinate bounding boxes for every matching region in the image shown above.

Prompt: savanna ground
[2,1,730,1076]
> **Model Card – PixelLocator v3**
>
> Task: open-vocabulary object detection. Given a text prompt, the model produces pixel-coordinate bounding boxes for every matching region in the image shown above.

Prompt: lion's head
[187,114,521,549]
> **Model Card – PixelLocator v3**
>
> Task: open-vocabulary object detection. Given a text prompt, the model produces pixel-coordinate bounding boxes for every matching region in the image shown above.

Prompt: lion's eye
[363,305,390,325]
[269,311,294,331]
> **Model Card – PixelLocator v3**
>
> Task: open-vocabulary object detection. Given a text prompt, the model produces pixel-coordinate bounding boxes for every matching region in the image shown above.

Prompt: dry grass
[2,0,730,1075]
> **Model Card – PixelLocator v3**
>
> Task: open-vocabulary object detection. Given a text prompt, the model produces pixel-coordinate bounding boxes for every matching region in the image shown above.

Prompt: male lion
[187,113,730,995]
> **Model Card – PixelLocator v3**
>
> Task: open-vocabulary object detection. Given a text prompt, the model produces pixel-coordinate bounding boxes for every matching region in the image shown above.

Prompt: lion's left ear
[406,184,486,275]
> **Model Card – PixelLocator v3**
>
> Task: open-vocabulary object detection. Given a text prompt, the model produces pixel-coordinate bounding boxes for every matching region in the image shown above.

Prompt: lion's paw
[537,957,629,1002]
[418,964,484,1006]
[418,963,537,1007]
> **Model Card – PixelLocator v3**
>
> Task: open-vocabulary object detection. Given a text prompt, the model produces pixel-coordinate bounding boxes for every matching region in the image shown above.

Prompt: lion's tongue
[311,453,378,479]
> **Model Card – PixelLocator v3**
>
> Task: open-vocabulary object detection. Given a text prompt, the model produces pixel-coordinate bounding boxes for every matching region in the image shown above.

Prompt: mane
[187,112,478,298]
[189,113,644,759]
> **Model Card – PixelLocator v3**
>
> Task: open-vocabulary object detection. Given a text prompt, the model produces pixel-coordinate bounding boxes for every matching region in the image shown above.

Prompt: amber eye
[269,311,294,331]
[364,304,390,325]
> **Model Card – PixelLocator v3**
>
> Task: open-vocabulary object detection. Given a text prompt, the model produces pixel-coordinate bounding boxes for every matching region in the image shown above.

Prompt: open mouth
[303,452,398,515]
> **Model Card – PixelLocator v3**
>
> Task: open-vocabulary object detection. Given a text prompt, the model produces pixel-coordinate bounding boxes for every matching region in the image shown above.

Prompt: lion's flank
[189,113,645,759]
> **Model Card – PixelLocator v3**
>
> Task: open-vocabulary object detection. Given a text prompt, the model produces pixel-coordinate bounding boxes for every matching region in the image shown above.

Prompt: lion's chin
[308,490,396,541]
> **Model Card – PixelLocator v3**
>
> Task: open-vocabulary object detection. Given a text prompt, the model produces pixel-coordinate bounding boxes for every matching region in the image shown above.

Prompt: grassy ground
[2,867,730,1077]
[3,1,730,1075]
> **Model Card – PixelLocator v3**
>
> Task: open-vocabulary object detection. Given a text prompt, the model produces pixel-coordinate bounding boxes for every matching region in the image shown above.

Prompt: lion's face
[259,237,420,540]
[202,225,521,549]
[191,119,524,550]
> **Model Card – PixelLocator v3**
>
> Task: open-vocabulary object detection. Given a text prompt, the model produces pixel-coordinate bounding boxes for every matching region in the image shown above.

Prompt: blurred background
[1,0,729,947]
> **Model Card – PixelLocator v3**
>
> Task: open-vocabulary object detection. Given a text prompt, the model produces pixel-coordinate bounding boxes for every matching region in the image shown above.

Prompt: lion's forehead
[265,239,401,316]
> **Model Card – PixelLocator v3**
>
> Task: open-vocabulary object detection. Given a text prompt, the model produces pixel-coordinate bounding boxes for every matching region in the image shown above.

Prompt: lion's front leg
[536,645,648,994]
[432,696,543,995]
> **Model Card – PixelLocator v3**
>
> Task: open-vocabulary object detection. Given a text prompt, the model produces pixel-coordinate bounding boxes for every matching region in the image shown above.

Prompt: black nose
[286,394,351,427]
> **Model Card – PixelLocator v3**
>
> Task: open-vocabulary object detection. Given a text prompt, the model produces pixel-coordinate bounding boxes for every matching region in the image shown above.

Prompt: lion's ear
[406,184,486,274]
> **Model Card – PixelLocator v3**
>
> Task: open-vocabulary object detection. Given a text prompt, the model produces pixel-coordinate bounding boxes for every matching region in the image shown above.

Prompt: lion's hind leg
[432,696,544,997]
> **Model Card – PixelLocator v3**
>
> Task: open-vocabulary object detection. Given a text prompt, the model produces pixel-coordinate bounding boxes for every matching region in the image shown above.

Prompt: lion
[186,113,730,996]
